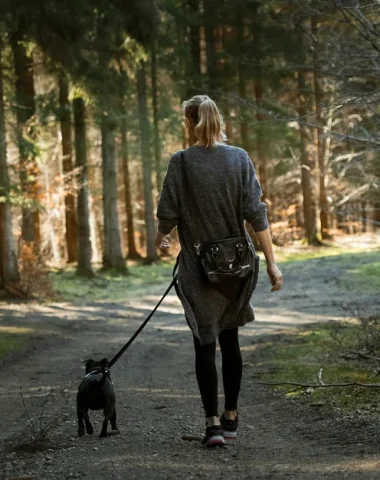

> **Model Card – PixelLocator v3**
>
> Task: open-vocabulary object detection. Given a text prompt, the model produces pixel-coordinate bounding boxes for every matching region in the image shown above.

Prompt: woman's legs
[193,328,242,422]
[219,327,242,419]
[193,335,219,424]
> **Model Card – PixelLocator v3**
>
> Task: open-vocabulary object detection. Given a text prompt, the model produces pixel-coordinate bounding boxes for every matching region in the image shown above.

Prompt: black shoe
[201,425,225,448]
[220,413,238,440]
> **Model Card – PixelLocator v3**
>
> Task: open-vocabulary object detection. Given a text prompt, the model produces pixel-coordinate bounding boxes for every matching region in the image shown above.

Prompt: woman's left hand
[156,232,171,251]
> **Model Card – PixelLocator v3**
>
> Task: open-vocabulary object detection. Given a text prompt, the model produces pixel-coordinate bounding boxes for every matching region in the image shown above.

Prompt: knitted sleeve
[242,152,269,232]
[156,152,180,235]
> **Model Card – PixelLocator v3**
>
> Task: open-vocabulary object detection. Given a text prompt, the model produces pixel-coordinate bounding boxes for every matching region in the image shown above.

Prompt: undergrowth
[252,319,380,412]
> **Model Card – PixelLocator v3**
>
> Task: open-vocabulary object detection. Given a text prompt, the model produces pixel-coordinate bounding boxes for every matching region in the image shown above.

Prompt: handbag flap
[202,237,250,274]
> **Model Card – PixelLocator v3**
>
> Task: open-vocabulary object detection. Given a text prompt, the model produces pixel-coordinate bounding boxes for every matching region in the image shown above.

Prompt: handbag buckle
[194,243,201,255]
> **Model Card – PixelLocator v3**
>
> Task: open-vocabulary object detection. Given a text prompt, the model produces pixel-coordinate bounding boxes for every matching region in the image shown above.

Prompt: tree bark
[311,16,330,239]
[237,16,250,154]
[151,41,162,193]
[203,0,218,95]
[137,62,159,263]
[0,39,20,288]
[251,2,269,205]
[59,73,77,262]
[73,97,94,277]
[121,117,140,260]
[137,172,146,249]
[297,69,320,245]
[187,0,202,97]
[11,29,40,244]
[101,115,126,271]
[254,80,269,205]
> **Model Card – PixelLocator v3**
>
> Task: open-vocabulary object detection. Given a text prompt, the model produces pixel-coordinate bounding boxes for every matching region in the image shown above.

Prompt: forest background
[0,0,379,292]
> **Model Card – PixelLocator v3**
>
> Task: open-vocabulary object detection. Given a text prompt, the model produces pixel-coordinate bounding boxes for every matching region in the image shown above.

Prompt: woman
[156,95,283,447]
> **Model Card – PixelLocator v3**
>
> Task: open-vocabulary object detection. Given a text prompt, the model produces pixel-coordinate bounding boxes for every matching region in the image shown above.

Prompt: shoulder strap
[180,150,200,252]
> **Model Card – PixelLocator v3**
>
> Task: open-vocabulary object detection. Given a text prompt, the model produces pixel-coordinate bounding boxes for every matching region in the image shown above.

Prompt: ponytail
[183,95,226,148]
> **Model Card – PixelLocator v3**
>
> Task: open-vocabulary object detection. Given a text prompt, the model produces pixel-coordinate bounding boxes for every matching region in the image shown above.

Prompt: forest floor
[1,234,380,480]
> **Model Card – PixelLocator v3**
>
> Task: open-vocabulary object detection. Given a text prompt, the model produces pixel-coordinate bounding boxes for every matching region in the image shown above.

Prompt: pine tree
[0,37,20,288]
[120,113,140,260]
[59,73,78,262]
[101,113,126,271]
[11,24,40,245]
[297,18,320,246]
[137,61,159,262]
[73,96,94,277]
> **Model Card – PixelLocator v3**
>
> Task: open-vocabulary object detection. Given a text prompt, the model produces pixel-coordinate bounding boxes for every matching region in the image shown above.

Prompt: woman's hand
[156,232,171,251]
[266,262,283,292]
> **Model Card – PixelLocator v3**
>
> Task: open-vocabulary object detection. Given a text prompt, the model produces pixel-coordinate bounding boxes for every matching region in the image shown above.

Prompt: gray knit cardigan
[157,145,269,344]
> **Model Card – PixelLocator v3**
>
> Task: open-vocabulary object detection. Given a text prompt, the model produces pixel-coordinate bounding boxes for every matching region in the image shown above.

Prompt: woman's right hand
[266,262,283,292]
[156,232,171,251]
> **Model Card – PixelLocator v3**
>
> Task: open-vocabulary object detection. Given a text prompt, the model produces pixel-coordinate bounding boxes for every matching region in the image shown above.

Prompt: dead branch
[337,3,380,54]
[259,381,380,388]
[318,368,325,386]
[38,387,53,435]
[339,351,380,361]
[16,374,35,439]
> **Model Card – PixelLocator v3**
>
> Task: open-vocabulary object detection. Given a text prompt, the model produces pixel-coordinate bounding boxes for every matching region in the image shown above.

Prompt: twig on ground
[340,351,380,361]
[16,374,35,439]
[318,368,325,386]
[259,381,380,388]
[38,388,53,436]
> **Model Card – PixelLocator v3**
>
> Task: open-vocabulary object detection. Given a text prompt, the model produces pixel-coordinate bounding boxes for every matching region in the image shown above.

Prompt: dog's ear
[100,358,109,367]
[84,359,95,371]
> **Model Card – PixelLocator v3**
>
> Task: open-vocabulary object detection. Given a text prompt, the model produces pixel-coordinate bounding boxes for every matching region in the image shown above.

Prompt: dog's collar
[85,367,110,379]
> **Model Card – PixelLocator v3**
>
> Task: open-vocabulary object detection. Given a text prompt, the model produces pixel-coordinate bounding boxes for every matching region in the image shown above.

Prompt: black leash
[107,257,179,369]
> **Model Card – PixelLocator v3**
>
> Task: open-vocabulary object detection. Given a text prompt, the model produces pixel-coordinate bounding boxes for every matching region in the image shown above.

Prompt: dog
[76,358,119,438]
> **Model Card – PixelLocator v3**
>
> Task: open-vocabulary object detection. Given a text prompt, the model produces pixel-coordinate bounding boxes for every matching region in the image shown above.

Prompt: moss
[253,323,380,412]
[277,244,380,264]
[340,261,380,293]
[0,329,30,358]
[51,261,176,304]
[277,249,380,294]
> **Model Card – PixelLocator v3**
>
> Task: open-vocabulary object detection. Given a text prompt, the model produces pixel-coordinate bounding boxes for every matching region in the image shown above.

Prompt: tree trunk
[311,16,330,239]
[255,79,269,205]
[151,41,162,193]
[73,97,94,277]
[250,2,269,205]
[374,203,380,231]
[101,115,126,272]
[59,73,77,262]
[187,0,202,97]
[137,172,146,250]
[0,39,20,288]
[297,69,320,245]
[361,202,367,233]
[203,0,218,95]
[121,117,140,260]
[11,29,40,245]
[237,16,250,154]
[137,62,159,263]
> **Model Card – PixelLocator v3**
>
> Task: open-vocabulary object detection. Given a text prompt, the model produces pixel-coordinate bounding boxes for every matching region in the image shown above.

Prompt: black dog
[76,358,119,438]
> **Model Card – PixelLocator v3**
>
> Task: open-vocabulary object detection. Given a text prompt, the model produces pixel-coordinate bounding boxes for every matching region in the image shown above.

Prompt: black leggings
[193,328,242,418]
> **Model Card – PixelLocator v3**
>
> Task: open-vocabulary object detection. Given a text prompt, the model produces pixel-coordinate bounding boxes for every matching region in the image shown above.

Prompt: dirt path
[1,245,380,480]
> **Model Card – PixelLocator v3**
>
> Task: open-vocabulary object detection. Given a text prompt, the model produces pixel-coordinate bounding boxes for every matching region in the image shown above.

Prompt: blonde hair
[183,95,227,148]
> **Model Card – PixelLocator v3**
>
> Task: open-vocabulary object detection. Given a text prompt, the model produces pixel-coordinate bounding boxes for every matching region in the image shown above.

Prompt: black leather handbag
[180,151,259,288]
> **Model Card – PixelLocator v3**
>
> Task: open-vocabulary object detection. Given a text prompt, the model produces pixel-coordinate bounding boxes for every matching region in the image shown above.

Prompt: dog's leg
[84,409,94,435]
[100,406,113,438]
[111,408,119,432]
[77,406,86,437]
[99,417,109,438]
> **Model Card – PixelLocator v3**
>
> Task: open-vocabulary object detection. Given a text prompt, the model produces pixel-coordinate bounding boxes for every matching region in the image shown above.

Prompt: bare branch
[336,2,380,53]
[259,381,380,388]
[317,368,325,386]
[335,184,372,207]
[15,374,35,439]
